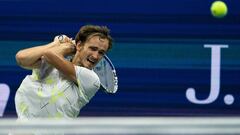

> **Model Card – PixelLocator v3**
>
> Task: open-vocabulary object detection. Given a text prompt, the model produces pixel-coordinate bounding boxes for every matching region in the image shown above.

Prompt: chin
[84,65,94,69]
[86,63,95,69]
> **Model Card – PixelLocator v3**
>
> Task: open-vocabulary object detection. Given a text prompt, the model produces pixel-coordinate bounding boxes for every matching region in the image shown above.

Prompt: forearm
[16,42,56,69]
[43,45,76,82]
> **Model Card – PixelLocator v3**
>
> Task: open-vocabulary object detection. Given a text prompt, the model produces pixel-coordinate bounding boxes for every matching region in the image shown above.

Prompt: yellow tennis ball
[211,1,228,18]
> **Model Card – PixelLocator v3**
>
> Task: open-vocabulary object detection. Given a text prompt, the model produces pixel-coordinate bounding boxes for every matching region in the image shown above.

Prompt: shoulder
[74,66,99,80]
[74,66,100,90]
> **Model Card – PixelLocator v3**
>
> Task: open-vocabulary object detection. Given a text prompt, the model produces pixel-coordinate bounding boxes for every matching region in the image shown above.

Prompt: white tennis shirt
[15,60,100,119]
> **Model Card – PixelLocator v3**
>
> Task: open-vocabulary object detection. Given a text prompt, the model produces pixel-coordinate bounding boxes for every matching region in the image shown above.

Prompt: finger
[72,40,76,44]
[61,42,75,46]
[61,42,76,53]
[63,35,73,43]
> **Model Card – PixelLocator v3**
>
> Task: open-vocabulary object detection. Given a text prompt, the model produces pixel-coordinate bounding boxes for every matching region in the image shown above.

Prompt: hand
[52,35,72,47]
[61,42,76,55]
[54,35,73,44]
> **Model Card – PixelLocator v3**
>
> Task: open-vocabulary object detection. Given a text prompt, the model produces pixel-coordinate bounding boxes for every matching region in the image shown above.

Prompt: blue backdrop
[0,0,240,117]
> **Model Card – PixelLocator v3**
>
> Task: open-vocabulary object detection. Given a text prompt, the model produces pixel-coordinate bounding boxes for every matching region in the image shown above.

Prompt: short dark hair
[75,25,113,50]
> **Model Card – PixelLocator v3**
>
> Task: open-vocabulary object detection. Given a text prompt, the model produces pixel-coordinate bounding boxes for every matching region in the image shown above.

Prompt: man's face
[74,36,109,69]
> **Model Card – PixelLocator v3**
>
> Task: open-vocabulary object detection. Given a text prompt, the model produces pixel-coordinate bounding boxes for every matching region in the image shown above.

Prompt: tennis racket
[58,35,118,94]
[93,55,118,94]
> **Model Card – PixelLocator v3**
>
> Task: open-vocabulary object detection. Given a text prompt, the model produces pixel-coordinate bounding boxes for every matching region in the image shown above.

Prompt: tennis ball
[211,1,228,18]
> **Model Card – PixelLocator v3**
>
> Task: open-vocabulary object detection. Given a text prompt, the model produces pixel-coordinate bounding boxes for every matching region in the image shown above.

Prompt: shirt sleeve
[74,66,100,100]
[31,59,52,81]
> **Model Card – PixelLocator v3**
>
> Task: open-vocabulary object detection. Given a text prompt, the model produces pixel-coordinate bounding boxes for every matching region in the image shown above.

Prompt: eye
[88,46,106,56]
[99,51,105,56]
[89,46,98,51]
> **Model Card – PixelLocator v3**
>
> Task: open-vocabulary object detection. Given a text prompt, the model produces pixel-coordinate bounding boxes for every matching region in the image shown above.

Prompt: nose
[91,51,100,60]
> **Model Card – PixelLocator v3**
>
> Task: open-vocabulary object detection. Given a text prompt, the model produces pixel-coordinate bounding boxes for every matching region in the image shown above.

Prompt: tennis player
[15,25,113,119]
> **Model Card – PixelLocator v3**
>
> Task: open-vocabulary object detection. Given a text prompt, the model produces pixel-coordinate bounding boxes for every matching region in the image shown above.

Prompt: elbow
[15,51,37,69]
[15,51,25,66]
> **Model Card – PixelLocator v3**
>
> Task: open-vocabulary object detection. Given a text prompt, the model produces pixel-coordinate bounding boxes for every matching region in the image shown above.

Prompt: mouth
[87,58,96,66]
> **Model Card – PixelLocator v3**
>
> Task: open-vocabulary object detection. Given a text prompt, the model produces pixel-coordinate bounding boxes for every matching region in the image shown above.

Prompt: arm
[42,42,77,83]
[15,41,59,69]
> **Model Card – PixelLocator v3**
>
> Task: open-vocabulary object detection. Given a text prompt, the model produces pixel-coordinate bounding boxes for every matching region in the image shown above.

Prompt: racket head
[93,55,118,94]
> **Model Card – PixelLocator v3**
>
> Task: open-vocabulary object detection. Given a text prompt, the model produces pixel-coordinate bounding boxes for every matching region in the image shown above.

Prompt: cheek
[78,48,89,57]
[96,56,103,63]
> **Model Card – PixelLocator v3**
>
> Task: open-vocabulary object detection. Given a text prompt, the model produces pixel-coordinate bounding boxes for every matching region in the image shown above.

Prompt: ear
[76,41,83,51]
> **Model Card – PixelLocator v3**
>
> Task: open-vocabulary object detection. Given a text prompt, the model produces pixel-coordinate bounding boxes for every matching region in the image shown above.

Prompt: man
[15,25,113,119]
